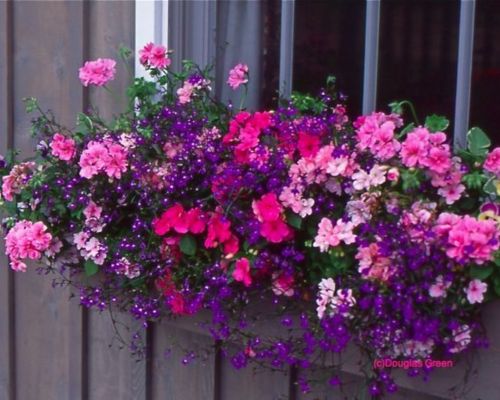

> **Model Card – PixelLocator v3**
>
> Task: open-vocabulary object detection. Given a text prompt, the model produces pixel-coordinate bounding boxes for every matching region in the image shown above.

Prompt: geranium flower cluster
[1,44,499,398]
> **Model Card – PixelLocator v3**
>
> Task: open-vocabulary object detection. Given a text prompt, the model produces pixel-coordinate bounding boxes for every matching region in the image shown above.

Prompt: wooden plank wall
[0,2,500,400]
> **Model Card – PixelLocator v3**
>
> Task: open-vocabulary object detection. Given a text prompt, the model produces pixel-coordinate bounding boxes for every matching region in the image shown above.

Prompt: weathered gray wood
[11,2,85,400]
[0,2,14,399]
[88,0,135,120]
[87,309,144,400]
[151,323,216,400]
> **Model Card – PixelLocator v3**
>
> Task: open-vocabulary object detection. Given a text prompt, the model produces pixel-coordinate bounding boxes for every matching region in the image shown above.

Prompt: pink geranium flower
[233,258,252,287]
[149,45,170,68]
[466,279,488,304]
[435,213,499,264]
[5,220,53,271]
[79,140,128,180]
[50,133,76,161]
[227,63,249,90]
[139,42,154,65]
[79,58,116,87]
[484,147,500,177]
[104,143,128,179]
[139,43,171,69]
[79,141,109,179]
[177,81,194,104]
[1,162,36,201]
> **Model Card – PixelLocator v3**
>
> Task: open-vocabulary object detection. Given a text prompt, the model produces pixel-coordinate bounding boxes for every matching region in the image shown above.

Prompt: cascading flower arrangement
[1,43,500,398]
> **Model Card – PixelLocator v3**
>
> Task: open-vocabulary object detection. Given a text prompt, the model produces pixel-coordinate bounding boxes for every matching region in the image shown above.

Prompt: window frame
[136,0,477,147]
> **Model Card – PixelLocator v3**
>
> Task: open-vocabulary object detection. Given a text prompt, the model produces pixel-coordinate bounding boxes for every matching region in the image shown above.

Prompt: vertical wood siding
[1,2,500,400]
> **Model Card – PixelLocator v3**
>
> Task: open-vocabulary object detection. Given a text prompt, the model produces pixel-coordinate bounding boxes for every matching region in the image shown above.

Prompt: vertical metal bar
[154,0,163,44]
[454,0,476,149]
[362,0,381,114]
[279,0,295,98]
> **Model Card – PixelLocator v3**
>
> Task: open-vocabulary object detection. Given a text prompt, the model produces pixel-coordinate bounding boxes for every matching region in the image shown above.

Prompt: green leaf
[401,169,421,192]
[462,171,487,190]
[23,97,39,113]
[494,252,500,267]
[493,274,500,297]
[483,177,498,196]
[129,276,146,287]
[179,234,197,256]
[467,127,491,156]
[470,265,494,280]
[425,114,449,132]
[388,101,404,115]
[398,122,415,139]
[457,149,477,164]
[84,260,99,277]
[118,45,132,60]
[76,113,94,135]
[286,212,303,229]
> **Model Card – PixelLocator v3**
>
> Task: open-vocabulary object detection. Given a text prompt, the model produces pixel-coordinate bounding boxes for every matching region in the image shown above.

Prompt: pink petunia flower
[298,132,321,158]
[252,193,283,222]
[185,208,207,234]
[260,219,292,243]
[227,63,249,89]
[233,258,252,287]
[153,204,186,236]
[204,213,232,248]
[50,133,76,161]
[466,279,488,304]
[79,58,116,87]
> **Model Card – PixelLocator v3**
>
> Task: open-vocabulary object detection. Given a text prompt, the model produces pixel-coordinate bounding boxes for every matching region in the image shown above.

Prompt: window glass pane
[377,0,460,127]
[215,1,281,110]
[470,0,500,145]
[293,0,366,115]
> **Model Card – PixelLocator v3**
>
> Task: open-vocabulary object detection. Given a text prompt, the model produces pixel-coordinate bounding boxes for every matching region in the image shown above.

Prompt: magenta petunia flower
[233,257,252,287]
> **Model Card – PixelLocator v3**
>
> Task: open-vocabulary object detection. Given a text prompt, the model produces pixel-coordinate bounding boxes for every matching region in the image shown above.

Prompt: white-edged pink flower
[466,279,488,304]
[429,275,451,298]
[272,272,295,297]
